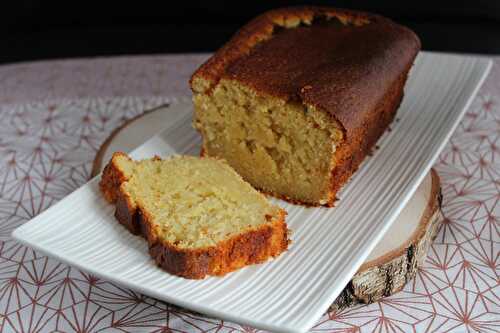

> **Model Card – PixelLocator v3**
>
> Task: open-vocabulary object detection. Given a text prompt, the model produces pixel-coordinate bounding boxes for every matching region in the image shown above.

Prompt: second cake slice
[100,152,289,279]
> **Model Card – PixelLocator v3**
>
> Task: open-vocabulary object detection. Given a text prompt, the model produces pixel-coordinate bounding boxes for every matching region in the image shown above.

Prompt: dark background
[2,0,500,64]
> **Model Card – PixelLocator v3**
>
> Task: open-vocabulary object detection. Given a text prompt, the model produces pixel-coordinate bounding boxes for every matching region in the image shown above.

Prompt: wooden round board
[92,105,444,310]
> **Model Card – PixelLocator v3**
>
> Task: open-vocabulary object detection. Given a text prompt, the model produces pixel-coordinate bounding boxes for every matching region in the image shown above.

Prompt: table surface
[0,54,498,333]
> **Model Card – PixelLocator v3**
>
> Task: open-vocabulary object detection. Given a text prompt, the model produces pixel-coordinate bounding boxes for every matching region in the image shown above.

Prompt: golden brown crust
[326,68,410,206]
[99,151,131,203]
[145,209,288,279]
[190,6,376,93]
[99,152,289,279]
[190,6,420,207]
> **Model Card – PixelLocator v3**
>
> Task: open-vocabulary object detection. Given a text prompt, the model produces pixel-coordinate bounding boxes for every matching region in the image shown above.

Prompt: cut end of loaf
[193,79,344,206]
[99,152,289,279]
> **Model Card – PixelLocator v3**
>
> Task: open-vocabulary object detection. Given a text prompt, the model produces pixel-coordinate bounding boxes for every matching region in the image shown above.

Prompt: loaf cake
[99,152,288,279]
[190,6,420,206]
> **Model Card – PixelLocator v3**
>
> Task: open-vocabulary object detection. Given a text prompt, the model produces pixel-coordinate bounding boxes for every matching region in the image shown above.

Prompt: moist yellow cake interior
[114,154,281,249]
[193,79,344,204]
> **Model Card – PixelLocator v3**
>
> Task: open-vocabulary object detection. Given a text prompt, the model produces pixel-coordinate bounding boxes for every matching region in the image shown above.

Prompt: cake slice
[100,152,288,279]
[190,6,420,206]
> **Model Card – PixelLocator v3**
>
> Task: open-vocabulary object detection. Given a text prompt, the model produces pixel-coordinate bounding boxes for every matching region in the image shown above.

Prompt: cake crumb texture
[100,152,289,279]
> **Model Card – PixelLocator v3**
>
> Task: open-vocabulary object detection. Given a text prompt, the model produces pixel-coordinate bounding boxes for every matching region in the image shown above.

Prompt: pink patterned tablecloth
[0,54,498,333]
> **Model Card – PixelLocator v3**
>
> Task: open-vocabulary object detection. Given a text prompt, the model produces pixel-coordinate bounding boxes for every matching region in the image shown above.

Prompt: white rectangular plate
[12,52,491,333]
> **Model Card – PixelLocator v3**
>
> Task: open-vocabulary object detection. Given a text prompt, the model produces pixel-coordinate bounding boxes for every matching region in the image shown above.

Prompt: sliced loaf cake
[191,6,420,206]
[100,152,289,279]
